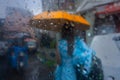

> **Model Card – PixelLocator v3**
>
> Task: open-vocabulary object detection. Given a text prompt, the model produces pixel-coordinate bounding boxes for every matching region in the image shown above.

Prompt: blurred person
[54,22,95,80]
[7,38,28,71]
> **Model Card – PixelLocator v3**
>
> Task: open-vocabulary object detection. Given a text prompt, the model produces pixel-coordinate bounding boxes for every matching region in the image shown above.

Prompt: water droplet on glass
[19,18,22,21]
[50,23,53,25]
[32,21,35,24]
[45,25,47,27]
[102,30,106,34]
[54,25,57,27]
[87,33,91,37]
[94,27,98,30]
[69,6,73,10]
[33,1,36,3]
[94,31,96,34]
[70,23,75,27]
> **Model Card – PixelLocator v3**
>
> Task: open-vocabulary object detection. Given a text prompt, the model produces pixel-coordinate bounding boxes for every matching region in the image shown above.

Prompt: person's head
[61,22,75,56]
[61,22,75,40]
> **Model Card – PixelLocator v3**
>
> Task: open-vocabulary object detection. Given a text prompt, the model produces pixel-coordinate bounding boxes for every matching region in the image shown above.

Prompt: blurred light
[87,33,91,37]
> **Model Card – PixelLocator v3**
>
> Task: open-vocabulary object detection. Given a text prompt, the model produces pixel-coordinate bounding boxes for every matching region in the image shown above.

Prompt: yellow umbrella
[30,11,90,32]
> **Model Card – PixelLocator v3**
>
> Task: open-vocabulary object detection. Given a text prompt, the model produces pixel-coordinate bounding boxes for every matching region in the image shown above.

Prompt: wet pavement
[0,55,54,80]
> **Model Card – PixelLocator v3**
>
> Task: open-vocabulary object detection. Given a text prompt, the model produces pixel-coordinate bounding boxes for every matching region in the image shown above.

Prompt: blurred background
[0,0,120,80]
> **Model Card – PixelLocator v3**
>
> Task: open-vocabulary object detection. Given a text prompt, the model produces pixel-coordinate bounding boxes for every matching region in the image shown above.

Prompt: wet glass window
[0,0,120,80]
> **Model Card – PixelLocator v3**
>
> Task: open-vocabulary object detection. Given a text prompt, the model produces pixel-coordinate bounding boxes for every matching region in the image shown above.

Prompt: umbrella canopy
[30,11,90,32]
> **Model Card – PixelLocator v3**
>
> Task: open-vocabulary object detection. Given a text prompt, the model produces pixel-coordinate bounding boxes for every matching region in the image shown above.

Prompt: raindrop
[50,22,54,25]
[31,10,34,13]
[58,22,61,25]
[54,25,57,27]
[44,30,47,32]
[32,22,34,25]
[22,23,26,26]
[44,25,47,27]
[102,30,106,34]
[25,5,28,9]
[87,33,91,37]
[68,6,73,10]
[19,18,22,21]
[33,1,36,3]
[70,23,75,27]
[93,31,97,34]
[94,27,98,30]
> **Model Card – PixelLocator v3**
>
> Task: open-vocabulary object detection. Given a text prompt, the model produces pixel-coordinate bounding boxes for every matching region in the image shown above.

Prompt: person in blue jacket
[7,38,28,69]
[54,22,95,80]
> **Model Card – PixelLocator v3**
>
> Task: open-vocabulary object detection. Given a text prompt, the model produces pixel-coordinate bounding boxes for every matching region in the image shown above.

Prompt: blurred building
[76,0,120,44]
[95,1,120,33]
[41,0,76,11]
[3,7,35,39]
[76,0,119,13]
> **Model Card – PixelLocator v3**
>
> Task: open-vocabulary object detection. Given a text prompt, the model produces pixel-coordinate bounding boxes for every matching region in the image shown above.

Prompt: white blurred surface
[91,33,120,80]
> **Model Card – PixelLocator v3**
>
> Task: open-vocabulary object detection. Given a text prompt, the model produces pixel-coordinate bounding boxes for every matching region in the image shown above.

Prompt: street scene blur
[0,0,120,80]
